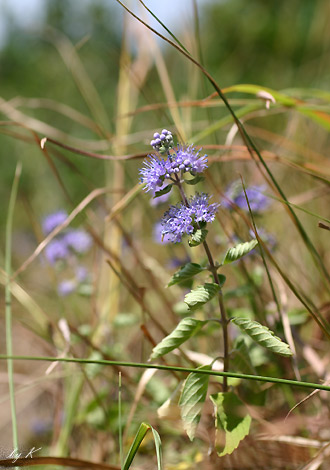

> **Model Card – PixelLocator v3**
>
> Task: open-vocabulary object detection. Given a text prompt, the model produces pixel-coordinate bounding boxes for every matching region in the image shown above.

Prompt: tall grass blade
[137,0,190,54]
[123,422,162,470]
[116,2,330,286]
[5,162,22,452]
[1,355,330,391]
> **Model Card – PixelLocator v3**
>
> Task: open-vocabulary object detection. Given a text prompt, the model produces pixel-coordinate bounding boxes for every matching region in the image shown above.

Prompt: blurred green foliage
[202,0,330,88]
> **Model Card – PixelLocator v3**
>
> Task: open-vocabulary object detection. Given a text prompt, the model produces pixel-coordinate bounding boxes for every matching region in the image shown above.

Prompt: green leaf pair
[179,373,251,450]
[167,239,258,290]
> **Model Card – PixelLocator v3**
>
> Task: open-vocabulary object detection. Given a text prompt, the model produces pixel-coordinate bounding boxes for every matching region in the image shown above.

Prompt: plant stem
[118,372,123,469]
[174,175,229,391]
[202,239,229,392]
[2,355,330,392]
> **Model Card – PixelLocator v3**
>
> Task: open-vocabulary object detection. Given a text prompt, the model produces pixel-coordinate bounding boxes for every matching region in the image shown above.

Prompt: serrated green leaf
[231,317,293,357]
[150,318,207,359]
[154,184,172,198]
[184,174,205,185]
[223,240,258,265]
[188,228,208,247]
[179,365,211,441]
[167,262,205,287]
[210,392,251,457]
[184,283,221,311]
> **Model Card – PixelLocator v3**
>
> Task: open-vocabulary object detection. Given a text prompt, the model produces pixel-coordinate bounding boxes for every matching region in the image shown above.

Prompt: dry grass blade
[43,27,110,132]
[9,96,103,135]
[42,136,148,161]
[285,382,329,421]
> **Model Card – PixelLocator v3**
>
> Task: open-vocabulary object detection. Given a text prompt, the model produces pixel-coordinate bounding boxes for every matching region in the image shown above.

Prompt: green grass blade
[151,427,163,470]
[1,355,330,392]
[5,162,22,452]
[118,372,123,468]
[123,422,151,470]
[137,0,190,55]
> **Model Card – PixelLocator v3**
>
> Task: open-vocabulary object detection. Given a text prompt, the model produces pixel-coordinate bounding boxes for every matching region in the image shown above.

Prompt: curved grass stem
[1,355,330,392]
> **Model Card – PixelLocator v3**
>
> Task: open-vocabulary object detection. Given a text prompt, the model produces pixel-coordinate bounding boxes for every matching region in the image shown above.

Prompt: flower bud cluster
[150,129,174,153]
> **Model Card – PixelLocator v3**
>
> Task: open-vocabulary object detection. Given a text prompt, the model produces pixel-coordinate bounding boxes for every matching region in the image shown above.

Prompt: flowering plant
[139,129,293,444]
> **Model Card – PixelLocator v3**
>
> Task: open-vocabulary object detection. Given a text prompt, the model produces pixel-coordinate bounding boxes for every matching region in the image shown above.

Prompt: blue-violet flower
[45,239,70,265]
[223,181,269,212]
[64,229,92,254]
[42,210,68,235]
[58,279,77,296]
[161,193,219,243]
[140,145,208,194]
[153,222,171,244]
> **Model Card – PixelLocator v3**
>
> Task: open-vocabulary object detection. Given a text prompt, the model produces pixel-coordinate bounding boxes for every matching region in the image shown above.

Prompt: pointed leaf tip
[184,283,221,311]
[223,239,258,265]
[150,317,207,360]
[179,365,211,440]
[167,262,205,287]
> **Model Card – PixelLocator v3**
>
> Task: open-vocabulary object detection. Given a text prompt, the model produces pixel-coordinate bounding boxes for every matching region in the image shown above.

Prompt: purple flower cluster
[140,130,217,244]
[45,239,70,265]
[140,134,208,194]
[161,193,219,243]
[42,212,92,266]
[223,181,270,212]
[42,210,92,296]
[64,230,92,254]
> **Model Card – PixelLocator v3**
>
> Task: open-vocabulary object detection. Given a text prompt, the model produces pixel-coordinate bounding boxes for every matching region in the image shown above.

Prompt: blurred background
[1,0,330,211]
[0,0,329,467]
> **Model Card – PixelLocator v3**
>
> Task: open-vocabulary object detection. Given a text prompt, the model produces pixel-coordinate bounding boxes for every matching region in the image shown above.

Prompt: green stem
[5,162,22,452]
[174,175,229,391]
[118,372,123,469]
[1,355,330,392]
